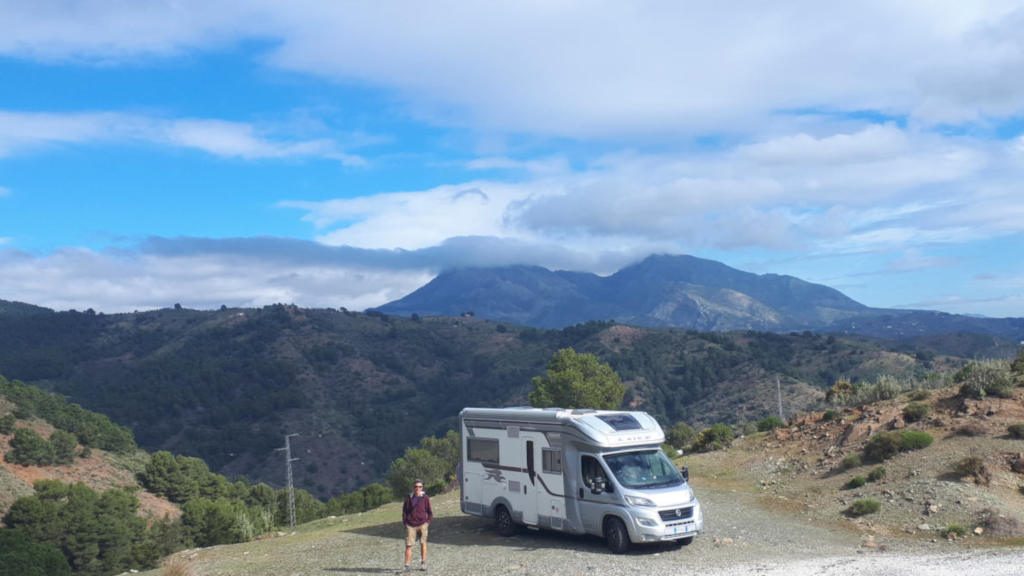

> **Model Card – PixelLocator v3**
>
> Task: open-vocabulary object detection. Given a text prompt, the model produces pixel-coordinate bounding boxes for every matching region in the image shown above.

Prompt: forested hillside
[0,302,1005,497]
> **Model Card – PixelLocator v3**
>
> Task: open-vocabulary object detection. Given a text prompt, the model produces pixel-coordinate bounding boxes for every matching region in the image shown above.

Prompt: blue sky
[0,1,1022,317]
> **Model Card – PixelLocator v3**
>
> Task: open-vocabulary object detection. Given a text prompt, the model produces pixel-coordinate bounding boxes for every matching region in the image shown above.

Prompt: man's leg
[404,525,415,568]
[419,524,429,567]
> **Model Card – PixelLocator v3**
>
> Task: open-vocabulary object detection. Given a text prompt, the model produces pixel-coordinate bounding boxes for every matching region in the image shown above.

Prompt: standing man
[402,479,432,571]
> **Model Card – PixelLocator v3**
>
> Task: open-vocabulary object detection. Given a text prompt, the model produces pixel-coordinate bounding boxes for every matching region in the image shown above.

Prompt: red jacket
[403,493,433,527]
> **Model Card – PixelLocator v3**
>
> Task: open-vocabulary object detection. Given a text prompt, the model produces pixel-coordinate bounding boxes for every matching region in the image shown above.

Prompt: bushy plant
[844,476,867,489]
[821,409,840,422]
[955,457,991,485]
[899,430,934,451]
[845,498,881,517]
[840,453,862,470]
[857,375,904,404]
[908,389,932,401]
[955,423,987,437]
[0,413,15,434]
[692,423,735,453]
[1007,424,1024,439]
[956,360,1014,399]
[0,529,71,576]
[867,467,886,482]
[902,402,930,423]
[943,524,968,538]
[666,422,696,450]
[756,416,785,432]
[5,428,54,465]
[863,432,902,463]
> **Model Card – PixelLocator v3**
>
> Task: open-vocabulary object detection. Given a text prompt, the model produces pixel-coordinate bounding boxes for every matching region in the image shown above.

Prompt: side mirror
[679,466,689,482]
[590,477,606,495]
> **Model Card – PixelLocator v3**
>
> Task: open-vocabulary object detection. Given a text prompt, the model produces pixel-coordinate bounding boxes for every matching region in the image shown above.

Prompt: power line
[276,433,300,529]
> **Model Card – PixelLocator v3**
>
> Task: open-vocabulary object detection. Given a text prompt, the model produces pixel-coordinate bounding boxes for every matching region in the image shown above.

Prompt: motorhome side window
[467,437,499,464]
[581,455,612,492]
[542,448,562,474]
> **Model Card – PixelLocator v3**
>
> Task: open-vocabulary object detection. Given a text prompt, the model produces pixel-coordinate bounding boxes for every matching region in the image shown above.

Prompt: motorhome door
[577,454,618,534]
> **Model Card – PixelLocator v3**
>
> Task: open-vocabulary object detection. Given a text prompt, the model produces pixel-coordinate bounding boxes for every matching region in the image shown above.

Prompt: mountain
[377,254,1024,339]
[0,302,1001,497]
[0,299,54,317]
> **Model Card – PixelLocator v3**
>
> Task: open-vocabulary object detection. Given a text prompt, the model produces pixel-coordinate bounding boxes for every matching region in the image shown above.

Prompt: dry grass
[161,556,194,576]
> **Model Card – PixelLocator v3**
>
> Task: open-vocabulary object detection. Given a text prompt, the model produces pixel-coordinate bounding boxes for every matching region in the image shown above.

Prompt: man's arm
[425,495,433,523]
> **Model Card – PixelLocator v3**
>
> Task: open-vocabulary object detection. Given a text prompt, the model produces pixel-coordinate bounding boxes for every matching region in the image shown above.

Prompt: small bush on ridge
[899,430,934,451]
[845,498,881,517]
[902,402,930,423]
[844,476,867,490]
[867,467,886,482]
[840,453,862,470]
[1008,424,1024,439]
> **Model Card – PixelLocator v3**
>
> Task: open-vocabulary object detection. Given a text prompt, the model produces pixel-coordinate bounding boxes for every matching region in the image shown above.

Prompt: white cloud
[0,185,9,197]
[0,236,651,312]
[0,110,364,164]
[2,2,1024,138]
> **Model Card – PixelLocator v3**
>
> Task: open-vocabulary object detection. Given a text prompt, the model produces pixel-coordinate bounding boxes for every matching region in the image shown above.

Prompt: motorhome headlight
[637,517,659,527]
[624,495,656,507]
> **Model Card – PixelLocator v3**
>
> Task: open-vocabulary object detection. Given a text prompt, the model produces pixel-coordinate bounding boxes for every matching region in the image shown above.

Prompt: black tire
[495,505,516,537]
[604,517,630,554]
[676,536,695,546]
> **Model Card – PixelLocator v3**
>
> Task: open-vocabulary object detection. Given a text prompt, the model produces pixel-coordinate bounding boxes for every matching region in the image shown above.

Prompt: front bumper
[629,499,704,543]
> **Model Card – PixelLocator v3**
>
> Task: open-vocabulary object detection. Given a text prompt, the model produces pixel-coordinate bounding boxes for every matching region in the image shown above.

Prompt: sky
[0,1,1022,317]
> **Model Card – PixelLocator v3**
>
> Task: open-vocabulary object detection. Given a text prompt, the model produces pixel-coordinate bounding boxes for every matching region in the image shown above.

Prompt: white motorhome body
[460,407,703,552]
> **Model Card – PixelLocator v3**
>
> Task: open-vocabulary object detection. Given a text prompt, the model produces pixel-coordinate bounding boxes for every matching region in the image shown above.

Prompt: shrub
[908,389,932,401]
[844,476,867,489]
[845,498,881,517]
[821,409,840,422]
[943,524,968,538]
[0,413,15,434]
[955,457,991,485]
[867,467,886,483]
[5,428,54,465]
[899,430,934,451]
[956,361,1014,399]
[902,402,930,423]
[863,432,902,463]
[840,453,862,470]
[757,416,785,432]
[1007,424,1024,439]
[0,529,71,576]
[977,508,1024,538]
[666,422,696,450]
[692,423,735,453]
[955,423,987,437]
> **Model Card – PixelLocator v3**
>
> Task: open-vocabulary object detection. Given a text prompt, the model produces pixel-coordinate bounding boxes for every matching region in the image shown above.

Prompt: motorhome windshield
[603,449,683,489]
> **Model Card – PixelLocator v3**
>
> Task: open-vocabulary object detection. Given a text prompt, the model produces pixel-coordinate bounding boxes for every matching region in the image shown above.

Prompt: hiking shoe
[420,562,427,571]
[401,564,411,572]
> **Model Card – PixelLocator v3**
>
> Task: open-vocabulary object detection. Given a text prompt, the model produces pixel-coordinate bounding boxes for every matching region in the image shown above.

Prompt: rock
[974,527,984,535]
[918,524,931,531]
[862,535,877,548]
[722,537,734,545]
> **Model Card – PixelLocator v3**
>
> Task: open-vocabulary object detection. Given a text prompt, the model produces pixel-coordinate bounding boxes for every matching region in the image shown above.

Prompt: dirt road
[141,484,1022,576]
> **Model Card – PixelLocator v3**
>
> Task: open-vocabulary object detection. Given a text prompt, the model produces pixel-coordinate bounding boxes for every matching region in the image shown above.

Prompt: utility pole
[276,433,300,529]
[776,375,784,421]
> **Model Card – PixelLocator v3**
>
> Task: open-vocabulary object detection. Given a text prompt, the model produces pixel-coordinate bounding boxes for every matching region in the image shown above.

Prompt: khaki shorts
[405,523,429,546]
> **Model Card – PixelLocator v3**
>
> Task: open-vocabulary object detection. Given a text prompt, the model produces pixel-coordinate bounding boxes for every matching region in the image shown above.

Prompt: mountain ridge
[377,254,1024,339]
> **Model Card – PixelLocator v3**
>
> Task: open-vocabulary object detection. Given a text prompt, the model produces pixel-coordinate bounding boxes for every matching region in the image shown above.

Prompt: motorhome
[459,407,703,553]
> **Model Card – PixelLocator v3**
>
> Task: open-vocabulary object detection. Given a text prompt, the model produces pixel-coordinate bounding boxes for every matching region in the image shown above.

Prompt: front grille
[658,506,694,522]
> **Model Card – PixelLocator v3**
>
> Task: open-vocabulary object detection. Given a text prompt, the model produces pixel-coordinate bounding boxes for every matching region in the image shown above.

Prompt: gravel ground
[151,485,1020,576]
